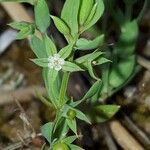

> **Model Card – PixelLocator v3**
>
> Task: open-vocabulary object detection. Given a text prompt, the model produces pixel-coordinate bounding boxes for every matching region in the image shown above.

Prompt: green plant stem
[58,37,78,108]
[59,72,70,107]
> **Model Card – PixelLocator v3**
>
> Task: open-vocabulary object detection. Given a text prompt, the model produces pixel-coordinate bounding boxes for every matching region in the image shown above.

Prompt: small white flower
[48,54,65,71]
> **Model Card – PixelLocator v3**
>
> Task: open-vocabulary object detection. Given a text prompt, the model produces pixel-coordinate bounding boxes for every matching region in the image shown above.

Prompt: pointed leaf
[81,80,101,101]
[61,0,80,35]
[51,15,70,35]
[54,118,69,140]
[41,122,54,144]
[15,28,32,39]
[66,118,77,136]
[30,35,47,58]
[87,62,99,80]
[9,21,34,30]
[9,21,35,39]
[58,43,73,59]
[84,3,98,26]
[76,34,104,50]
[79,0,94,25]
[94,105,120,123]
[82,0,104,32]
[95,57,111,66]
[75,109,91,124]
[42,68,59,107]
[62,61,83,72]
[70,100,83,107]
[44,34,57,56]
[90,82,103,103]
[48,69,58,84]
[75,51,103,64]
[34,0,50,32]
[69,144,84,150]
[31,58,48,67]
[48,69,60,104]
[62,135,77,144]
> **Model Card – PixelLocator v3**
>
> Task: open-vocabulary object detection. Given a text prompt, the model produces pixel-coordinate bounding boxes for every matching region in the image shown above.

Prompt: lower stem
[58,38,78,108]
[59,72,70,107]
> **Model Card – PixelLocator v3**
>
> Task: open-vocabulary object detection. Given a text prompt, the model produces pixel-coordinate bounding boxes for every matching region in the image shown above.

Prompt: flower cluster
[48,54,65,71]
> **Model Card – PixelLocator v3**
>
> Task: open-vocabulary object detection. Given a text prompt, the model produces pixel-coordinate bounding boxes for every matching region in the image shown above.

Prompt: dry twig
[102,125,118,150]
[121,113,150,149]
[137,55,150,70]
[1,2,32,22]
[110,120,145,150]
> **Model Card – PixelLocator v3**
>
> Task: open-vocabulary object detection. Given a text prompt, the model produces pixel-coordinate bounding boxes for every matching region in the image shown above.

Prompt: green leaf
[9,21,34,30]
[54,118,69,140]
[69,144,84,150]
[90,81,103,103]
[62,61,83,72]
[53,112,63,132]
[66,118,77,136]
[61,0,80,36]
[41,122,54,144]
[120,21,138,43]
[30,35,47,58]
[62,135,77,144]
[84,3,97,25]
[75,51,103,65]
[58,43,73,59]
[63,104,91,124]
[51,16,70,35]
[115,20,138,55]
[44,34,57,56]
[48,69,58,85]
[100,62,110,95]
[47,69,60,106]
[76,34,104,50]
[109,55,135,88]
[81,0,104,32]
[81,80,101,101]
[94,57,111,66]
[75,109,91,124]
[9,21,35,39]
[75,51,103,79]
[42,68,59,107]
[94,105,120,123]
[79,0,94,25]
[15,28,31,39]
[87,62,99,80]
[31,58,48,67]
[70,99,83,107]
[34,0,50,32]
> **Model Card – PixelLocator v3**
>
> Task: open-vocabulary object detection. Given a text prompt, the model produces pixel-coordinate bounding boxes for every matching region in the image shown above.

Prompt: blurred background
[0,0,150,149]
